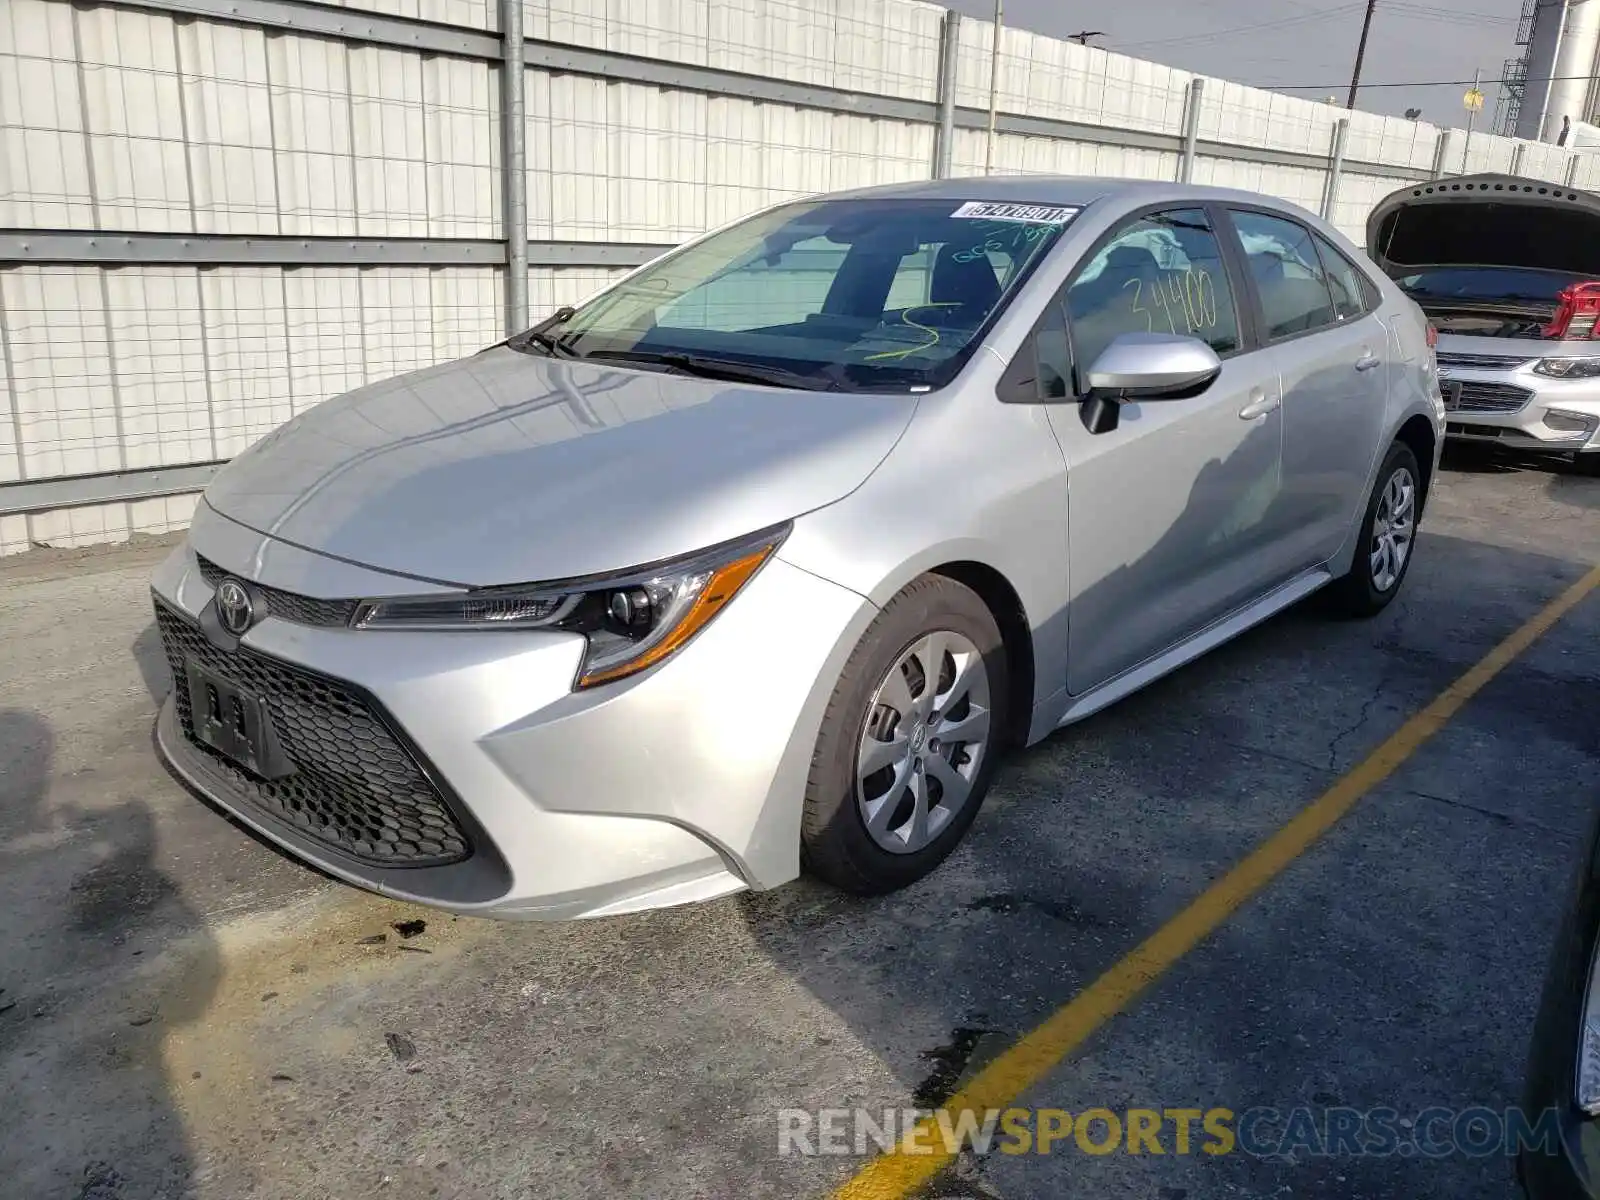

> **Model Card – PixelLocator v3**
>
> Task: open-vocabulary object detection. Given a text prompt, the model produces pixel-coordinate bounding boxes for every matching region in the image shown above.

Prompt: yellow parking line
[834,562,1600,1200]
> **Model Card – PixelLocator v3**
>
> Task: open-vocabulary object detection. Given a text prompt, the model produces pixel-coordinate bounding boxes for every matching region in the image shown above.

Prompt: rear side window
[1311,232,1376,321]
[1064,208,1242,370]
[1229,210,1338,339]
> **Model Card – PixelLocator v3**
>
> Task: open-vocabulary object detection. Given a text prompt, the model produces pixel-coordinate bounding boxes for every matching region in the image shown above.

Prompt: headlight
[353,524,788,688]
[1534,357,1600,378]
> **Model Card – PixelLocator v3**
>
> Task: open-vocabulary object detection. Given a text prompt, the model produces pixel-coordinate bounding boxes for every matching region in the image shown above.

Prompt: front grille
[196,555,359,628]
[1447,422,1502,437]
[1436,351,1533,371]
[155,599,470,867]
[1450,380,1533,414]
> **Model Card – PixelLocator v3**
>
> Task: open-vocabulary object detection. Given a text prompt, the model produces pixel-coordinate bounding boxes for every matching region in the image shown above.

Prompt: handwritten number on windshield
[950,220,1061,264]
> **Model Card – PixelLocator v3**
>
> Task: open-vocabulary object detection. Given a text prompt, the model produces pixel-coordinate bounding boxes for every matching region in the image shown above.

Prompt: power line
[1383,0,1516,23]
[1118,4,1365,51]
[1116,0,1507,53]
[1255,71,1600,90]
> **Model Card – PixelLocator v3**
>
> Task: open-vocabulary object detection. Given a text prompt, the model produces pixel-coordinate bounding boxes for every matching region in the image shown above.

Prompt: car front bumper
[1435,340,1600,454]
[151,502,876,920]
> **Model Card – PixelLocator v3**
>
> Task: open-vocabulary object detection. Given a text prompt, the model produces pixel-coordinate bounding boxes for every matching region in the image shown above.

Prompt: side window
[1311,232,1375,322]
[1229,210,1338,339]
[1064,208,1242,374]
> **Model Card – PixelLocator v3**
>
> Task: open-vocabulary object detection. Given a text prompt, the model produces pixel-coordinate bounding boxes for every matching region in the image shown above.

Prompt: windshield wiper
[508,306,577,358]
[583,349,845,391]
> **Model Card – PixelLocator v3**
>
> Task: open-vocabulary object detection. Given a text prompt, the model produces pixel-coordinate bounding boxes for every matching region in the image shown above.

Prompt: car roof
[823,175,1320,217]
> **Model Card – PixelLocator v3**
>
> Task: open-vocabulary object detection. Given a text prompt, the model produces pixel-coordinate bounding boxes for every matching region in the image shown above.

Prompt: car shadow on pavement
[0,706,221,1200]
[1443,441,1600,500]
[131,620,170,706]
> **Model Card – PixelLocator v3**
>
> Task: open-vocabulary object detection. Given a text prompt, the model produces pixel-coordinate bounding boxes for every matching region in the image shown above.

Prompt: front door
[1043,207,1287,695]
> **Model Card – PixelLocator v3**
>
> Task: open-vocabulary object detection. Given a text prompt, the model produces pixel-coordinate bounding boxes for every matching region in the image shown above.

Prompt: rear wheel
[801,575,1009,895]
[1326,441,1421,618]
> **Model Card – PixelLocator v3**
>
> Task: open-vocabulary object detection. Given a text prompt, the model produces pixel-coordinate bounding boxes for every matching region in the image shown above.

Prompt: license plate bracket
[184,660,280,777]
[1442,380,1464,411]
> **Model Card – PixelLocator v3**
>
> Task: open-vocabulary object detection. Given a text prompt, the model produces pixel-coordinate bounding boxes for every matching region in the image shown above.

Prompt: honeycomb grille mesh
[155,599,470,867]
[195,555,359,628]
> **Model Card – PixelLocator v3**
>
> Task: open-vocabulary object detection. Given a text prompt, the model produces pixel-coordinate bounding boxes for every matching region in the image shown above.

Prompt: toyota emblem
[215,578,256,636]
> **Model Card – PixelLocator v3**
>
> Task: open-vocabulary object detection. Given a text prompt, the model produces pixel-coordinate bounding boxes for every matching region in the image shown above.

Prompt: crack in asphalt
[1322,595,1416,772]
[1400,785,1578,837]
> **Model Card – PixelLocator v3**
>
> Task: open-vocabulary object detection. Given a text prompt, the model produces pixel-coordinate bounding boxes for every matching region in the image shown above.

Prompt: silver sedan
[151,178,1444,918]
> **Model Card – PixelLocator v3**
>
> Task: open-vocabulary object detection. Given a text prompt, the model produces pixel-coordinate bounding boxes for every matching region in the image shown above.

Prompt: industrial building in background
[1510,0,1600,142]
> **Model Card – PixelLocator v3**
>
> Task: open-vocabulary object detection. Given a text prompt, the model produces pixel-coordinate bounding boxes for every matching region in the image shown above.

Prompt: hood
[1366,175,1600,278]
[204,346,916,587]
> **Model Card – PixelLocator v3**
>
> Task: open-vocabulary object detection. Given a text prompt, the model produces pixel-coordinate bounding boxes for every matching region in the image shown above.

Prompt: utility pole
[985,0,1003,174]
[1461,68,1484,173]
[1347,0,1378,108]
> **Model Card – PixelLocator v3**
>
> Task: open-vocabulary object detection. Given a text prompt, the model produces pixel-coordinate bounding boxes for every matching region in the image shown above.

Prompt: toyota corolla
[152,178,1443,919]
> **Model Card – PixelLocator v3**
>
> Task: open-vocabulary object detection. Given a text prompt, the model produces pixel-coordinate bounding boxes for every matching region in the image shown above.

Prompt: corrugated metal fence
[2,0,1594,554]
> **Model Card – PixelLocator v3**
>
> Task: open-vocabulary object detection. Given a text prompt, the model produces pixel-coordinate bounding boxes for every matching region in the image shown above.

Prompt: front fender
[778,383,1072,725]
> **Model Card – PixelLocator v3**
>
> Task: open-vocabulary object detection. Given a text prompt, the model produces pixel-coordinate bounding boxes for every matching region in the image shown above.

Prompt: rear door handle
[1355,353,1382,372]
[1238,388,1281,420]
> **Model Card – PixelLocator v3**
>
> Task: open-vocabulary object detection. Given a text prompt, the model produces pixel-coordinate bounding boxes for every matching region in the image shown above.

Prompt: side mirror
[1080,332,1223,433]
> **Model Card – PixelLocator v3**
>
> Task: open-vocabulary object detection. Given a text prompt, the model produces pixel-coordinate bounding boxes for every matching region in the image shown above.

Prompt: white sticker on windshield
[950,201,1080,224]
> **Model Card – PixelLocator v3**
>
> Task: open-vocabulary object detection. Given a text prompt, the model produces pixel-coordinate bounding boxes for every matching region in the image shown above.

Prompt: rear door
[1223,208,1390,571]
[1035,206,1287,695]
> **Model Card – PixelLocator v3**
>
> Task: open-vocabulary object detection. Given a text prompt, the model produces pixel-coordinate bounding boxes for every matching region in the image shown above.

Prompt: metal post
[933,10,960,178]
[1178,78,1204,183]
[1567,153,1582,186]
[1321,117,1349,219]
[984,0,1002,174]
[1431,129,1452,178]
[1511,142,1527,176]
[1460,67,1481,173]
[500,0,528,335]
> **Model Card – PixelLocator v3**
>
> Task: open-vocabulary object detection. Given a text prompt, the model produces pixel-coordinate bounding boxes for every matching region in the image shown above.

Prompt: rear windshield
[1396,266,1591,304]
[548,198,1080,391]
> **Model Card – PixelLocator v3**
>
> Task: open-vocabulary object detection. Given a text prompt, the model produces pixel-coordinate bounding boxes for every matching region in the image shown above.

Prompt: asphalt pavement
[1,446,1597,1200]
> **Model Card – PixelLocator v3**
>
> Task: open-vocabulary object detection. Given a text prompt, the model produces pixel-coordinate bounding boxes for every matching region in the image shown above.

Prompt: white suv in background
[1368,174,1600,471]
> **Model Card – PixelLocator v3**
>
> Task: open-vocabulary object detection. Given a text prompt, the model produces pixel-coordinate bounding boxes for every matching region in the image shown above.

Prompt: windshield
[539,198,1080,391]
[1396,266,1590,304]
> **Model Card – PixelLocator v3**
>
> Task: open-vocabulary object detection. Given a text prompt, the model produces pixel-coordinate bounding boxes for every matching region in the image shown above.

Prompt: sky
[941,0,1524,128]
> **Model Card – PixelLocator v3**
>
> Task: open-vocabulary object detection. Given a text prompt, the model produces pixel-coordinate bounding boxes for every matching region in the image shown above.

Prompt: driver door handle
[1238,388,1280,420]
[1355,352,1382,372]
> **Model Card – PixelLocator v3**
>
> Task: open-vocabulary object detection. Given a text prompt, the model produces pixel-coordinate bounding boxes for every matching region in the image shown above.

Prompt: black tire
[1326,440,1422,618]
[801,575,1010,895]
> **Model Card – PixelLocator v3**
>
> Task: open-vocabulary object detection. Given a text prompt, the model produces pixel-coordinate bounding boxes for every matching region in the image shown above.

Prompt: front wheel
[800,575,1010,895]
[1326,441,1421,618]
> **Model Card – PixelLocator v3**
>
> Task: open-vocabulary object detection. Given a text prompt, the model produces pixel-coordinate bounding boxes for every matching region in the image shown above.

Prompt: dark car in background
[1522,807,1600,1198]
